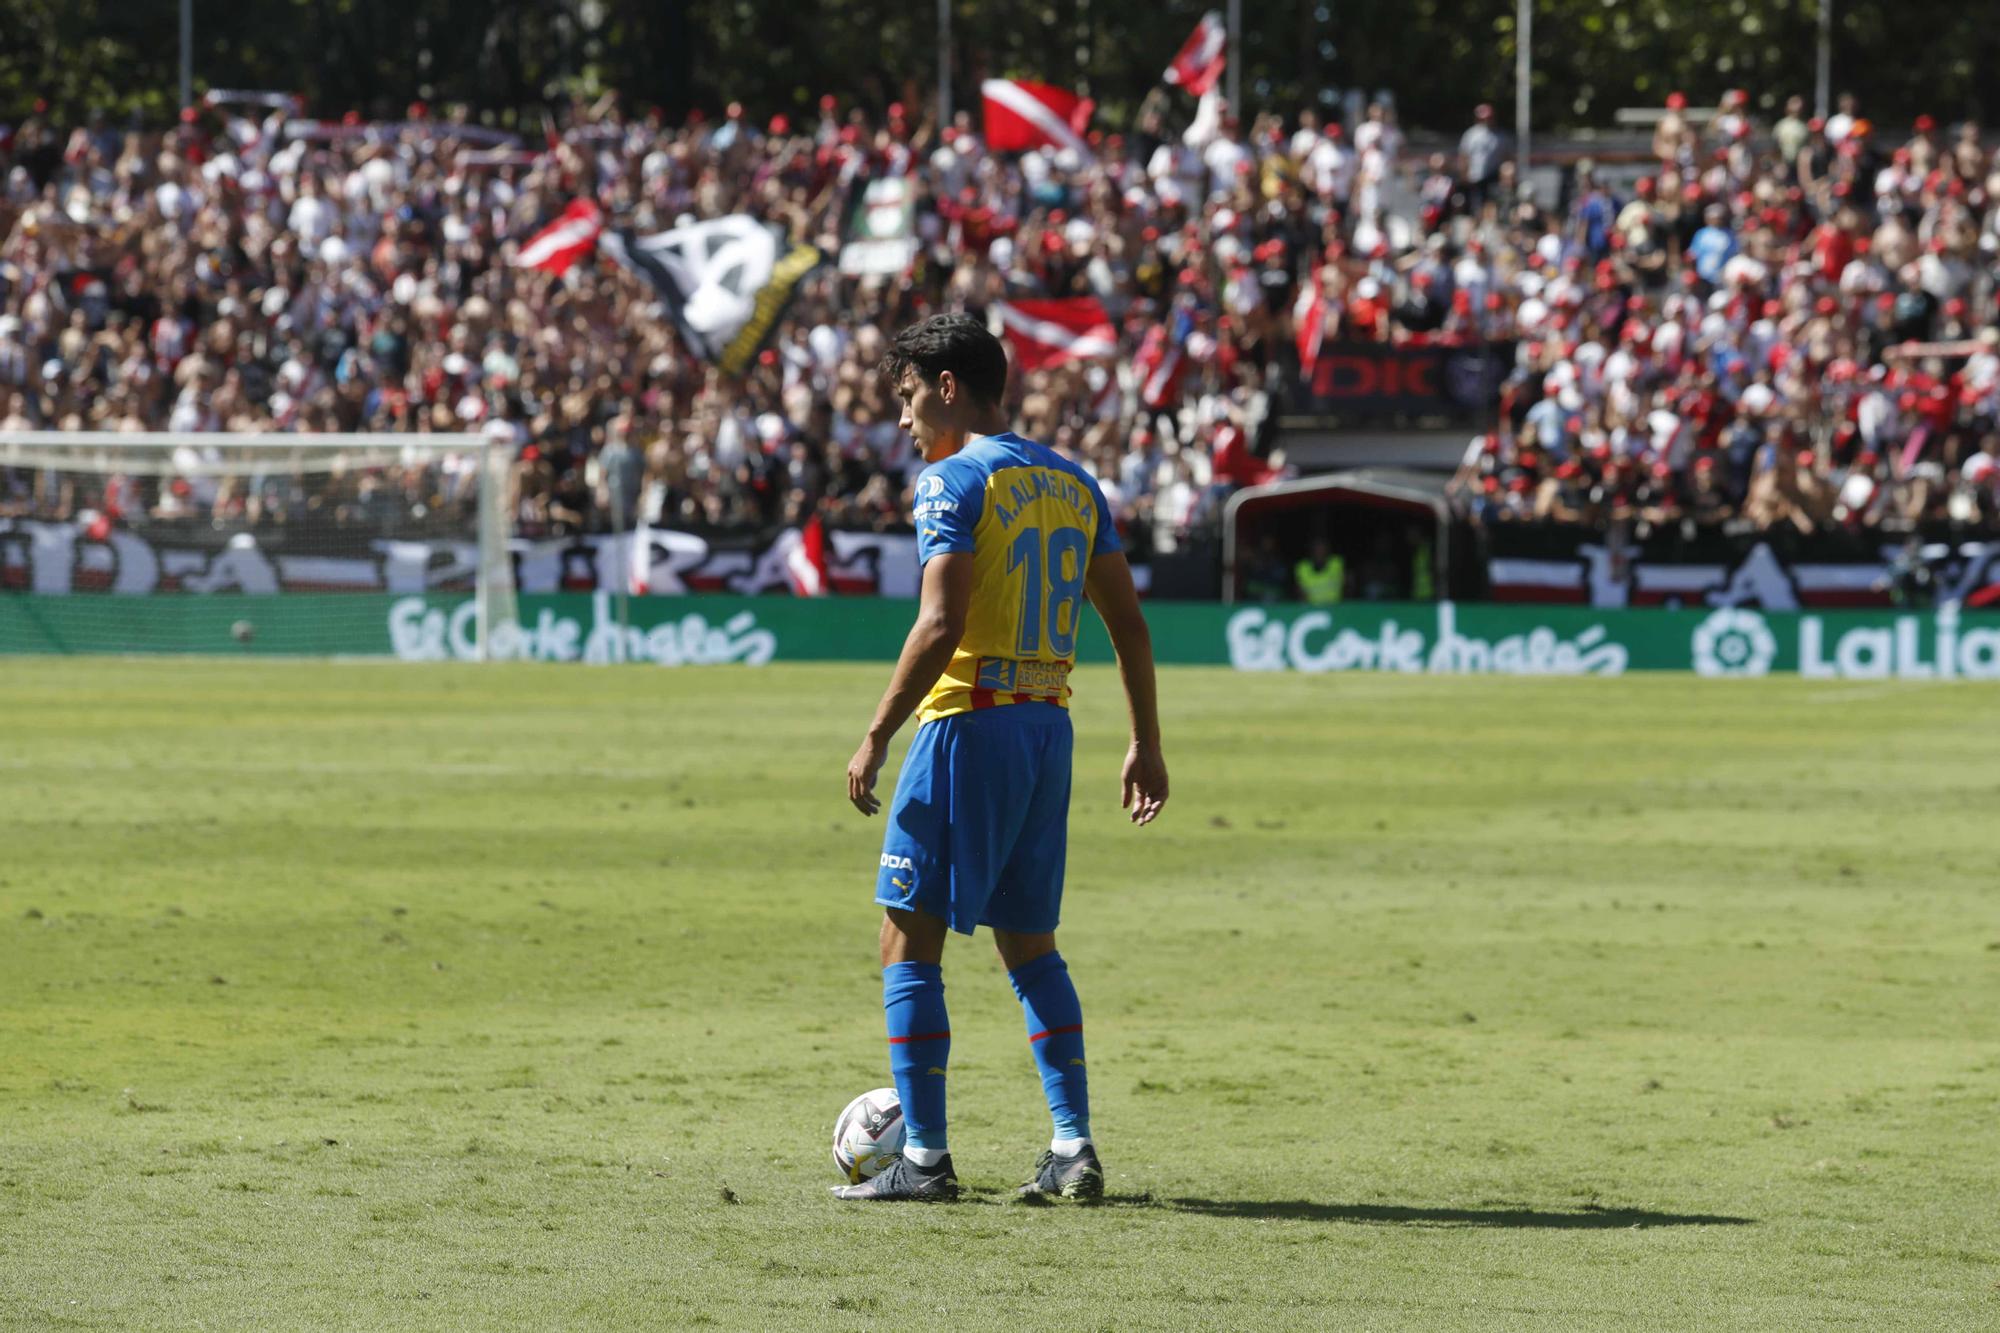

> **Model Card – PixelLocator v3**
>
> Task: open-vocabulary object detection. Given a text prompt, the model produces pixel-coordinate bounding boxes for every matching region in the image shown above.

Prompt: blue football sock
[882,961,950,1152]
[1009,951,1090,1142]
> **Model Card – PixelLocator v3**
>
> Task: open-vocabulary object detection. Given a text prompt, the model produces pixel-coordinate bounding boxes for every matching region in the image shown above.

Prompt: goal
[0,431,516,658]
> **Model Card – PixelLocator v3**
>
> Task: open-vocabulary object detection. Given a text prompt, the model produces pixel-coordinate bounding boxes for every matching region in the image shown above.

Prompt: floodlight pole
[937,0,952,129]
[1515,0,1531,184]
[179,0,193,112]
[615,465,633,656]
[1226,0,1242,117]
[1814,0,1832,120]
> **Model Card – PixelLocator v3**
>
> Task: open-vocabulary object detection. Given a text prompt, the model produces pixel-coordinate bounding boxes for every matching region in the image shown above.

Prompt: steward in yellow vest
[1295,541,1345,605]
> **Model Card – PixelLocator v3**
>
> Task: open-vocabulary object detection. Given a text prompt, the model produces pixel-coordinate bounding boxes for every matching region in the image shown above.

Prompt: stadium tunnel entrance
[1221,469,1470,605]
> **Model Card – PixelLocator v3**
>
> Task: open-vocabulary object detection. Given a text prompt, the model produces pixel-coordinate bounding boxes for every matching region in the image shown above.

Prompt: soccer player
[835,314,1168,1203]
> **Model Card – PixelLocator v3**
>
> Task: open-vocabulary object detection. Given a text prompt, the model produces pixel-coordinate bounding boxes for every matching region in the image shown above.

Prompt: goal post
[0,431,516,658]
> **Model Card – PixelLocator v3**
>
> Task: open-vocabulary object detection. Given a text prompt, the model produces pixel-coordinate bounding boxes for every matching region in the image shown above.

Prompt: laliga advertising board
[368,594,2000,681]
[5,588,1994,676]
[6,586,1995,676]
[1219,603,2000,680]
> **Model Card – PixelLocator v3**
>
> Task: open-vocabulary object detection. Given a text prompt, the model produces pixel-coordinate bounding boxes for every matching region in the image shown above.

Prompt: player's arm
[1084,550,1168,826]
[846,551,974,816]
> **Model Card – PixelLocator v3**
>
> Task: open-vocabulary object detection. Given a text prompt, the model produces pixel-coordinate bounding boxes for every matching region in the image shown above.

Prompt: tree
[1,0,1993,135]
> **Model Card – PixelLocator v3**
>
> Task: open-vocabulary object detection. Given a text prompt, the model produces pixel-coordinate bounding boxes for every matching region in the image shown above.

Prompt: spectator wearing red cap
[1655,92,1695,168]
[1712,89,1752,147]
[12,74,2000,567]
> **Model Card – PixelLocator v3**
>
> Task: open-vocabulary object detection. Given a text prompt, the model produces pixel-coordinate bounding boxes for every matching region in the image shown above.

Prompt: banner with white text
[6,592,2000,681]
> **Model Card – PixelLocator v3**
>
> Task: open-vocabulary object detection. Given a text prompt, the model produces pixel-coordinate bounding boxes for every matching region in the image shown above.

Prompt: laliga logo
[1690,608,1778,677]
[918,474,945,499]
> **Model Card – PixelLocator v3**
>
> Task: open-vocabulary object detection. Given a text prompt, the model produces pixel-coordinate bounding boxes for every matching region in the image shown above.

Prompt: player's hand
[847,735,888,816]
[1121,742,1169,826]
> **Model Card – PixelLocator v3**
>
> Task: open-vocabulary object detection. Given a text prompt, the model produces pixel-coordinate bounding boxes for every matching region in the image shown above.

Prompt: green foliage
[0,0,1993,130]
[2,658,1998,1328]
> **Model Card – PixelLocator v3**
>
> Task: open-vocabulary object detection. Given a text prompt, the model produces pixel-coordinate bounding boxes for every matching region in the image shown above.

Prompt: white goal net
[0,431,515,657]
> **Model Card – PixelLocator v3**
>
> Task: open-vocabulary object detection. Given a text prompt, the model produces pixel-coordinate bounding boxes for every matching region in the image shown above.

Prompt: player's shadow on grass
[1130,1197,1753,1229]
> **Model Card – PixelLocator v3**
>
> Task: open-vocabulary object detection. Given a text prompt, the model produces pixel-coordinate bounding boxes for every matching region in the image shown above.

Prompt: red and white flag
[513,199,602,274]
[1134,308,1194,410]
[1293,281,1327,382]
[785,513,831,597]
[993,297,1118,372]
[1164,11,1227,98]
[980,79,1094,158]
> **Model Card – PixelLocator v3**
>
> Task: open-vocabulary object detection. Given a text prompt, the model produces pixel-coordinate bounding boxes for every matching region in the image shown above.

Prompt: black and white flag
[600,216,825,377]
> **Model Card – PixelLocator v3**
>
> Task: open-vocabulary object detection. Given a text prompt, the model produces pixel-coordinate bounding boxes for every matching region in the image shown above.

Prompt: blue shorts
[875,703,1073,936]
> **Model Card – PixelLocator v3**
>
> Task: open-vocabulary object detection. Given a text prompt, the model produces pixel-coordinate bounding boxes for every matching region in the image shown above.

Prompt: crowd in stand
[1452,91,2000,537]
[3,83,2000,555]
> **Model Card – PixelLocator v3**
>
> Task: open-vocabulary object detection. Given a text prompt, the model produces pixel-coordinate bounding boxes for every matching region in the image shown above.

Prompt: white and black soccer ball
[832,1087,905,1184]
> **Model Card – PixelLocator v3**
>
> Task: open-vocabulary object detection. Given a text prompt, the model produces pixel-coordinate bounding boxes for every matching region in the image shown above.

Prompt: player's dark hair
[880,313,1009,406]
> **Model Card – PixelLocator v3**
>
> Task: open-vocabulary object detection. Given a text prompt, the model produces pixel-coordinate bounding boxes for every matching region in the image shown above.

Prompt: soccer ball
[832,1087,905,1183]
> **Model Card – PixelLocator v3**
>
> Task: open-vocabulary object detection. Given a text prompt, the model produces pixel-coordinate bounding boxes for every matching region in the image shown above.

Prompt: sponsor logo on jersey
[880,854,914,871]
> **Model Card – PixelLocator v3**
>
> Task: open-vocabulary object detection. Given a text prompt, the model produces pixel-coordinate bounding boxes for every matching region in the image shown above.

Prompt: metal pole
[1515,0,1531,184]
[1814,0,1831,120]
[1226,0,1242,118]
[475,437,494,662]
[179,0,193,112]
[937,0,952,129]
[611,476,630,660]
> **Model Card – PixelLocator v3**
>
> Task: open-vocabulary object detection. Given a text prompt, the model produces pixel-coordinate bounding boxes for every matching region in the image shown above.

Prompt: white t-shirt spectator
[1353,119,1402,163]
[155,179,199,224]
[1458,123,1503,183]
[1354,146,1390,219]
[930,142,972,198]
[1303,136,1355,201]
[1839,258,1890,296]
[1721,254,1768,290]
[1919,251,1972,301]
[1855,388,1899,448]
[808,322,847,375]
[713,410,749,470]
[1963,346,2000,413]
[1602,346,1641,386]
[1147,141,1206,208]
[287,191,335,247]
[1571,341,1608,397]
[1452,252,1492,310]
[169,440,222,505]
[1647,409,1691,467]
[1201,135,1251,200]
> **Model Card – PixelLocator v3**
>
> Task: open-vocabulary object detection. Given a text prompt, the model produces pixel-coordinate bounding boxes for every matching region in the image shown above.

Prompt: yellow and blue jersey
[912,432,1121,723]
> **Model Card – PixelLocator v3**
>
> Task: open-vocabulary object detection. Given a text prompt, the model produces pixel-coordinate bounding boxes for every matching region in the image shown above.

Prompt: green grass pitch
[2,658,1998,1330]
